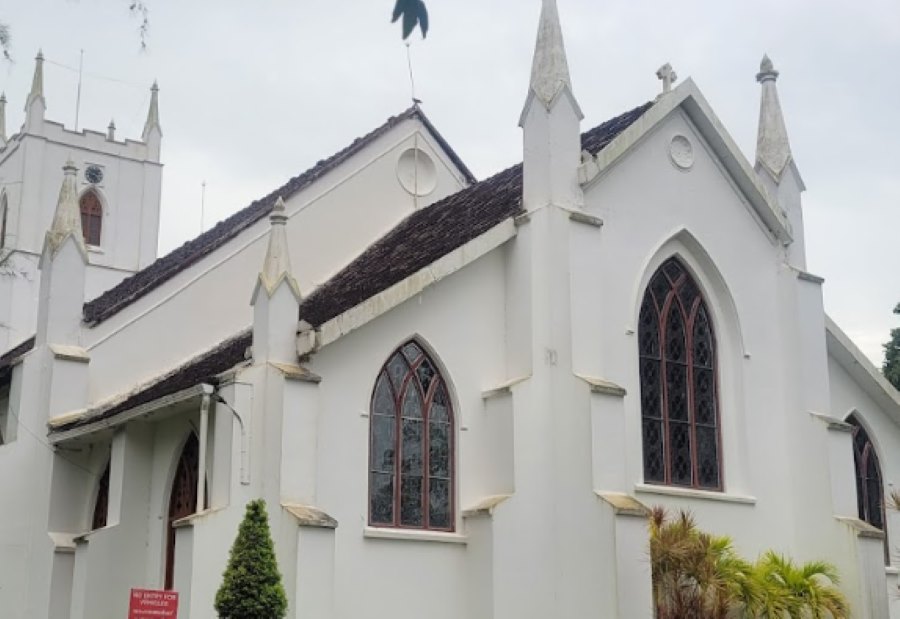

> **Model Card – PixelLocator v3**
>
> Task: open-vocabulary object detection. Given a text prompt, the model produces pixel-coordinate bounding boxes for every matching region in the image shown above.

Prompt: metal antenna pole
[74,50,84,131]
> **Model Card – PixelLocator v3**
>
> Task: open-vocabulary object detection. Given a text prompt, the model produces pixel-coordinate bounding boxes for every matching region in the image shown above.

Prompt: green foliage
[883,303,900,391]
[649,507,848,618]
[215,499,287,619]
[392,0,429,39]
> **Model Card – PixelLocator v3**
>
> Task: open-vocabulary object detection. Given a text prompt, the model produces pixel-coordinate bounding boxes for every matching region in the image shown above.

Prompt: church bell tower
[0,51,164,351]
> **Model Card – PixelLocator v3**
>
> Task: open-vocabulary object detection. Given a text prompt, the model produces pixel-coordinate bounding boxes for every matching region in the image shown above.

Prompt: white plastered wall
[82,117,470,408]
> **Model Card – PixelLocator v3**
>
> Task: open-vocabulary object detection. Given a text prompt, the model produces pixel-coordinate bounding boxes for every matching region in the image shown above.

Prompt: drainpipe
[197,384,214,512]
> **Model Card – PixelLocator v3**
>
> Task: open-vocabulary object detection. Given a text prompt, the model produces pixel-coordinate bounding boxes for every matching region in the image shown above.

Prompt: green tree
[215,499,287,619]
[884,303,900,390]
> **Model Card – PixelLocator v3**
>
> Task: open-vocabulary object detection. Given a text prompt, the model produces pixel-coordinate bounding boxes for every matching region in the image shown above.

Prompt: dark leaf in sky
[417,1,429,38]
[392,0,429,40]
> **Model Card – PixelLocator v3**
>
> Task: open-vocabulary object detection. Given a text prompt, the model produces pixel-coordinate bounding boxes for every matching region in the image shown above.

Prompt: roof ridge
[82,105,472,326]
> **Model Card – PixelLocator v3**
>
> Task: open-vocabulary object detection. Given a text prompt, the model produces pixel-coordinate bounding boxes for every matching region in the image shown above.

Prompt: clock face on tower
[85,165,104,185]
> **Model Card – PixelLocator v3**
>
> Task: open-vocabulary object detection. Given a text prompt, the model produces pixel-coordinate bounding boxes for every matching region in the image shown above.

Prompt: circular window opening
[397,148,437,197]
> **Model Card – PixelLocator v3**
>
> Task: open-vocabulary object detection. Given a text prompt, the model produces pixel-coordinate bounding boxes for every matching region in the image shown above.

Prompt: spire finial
[756,54,779,83]
[755,54,792,180]
[142,80,161,140]
[527,0,574,107]
[26,49,45,112]
[256,197,300,300]
[107,119,116,141]
[44,159,87,258]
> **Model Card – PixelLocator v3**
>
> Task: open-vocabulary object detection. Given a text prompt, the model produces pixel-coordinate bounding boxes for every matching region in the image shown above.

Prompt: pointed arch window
[0,193,8,249]
[79,189,103,247]
[848,415,888,561]
[638,257,722,490]
[369,341,454,531]
[166,434,200,590]
[92,461,110,530]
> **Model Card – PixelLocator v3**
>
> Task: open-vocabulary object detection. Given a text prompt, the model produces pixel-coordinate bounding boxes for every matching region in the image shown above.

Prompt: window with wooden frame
[79,189,103,247]
[848,415,888,562]
[638,257,722,490]
[369,341,454,531]
[166,434,201,590]
[92,461,110,530]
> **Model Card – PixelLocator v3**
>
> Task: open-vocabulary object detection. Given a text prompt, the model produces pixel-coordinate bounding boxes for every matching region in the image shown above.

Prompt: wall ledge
[595,491,650,518]
[635,483,756,505]
[835,516,885,540]
[462,494,512,518]
[576,374,627,397]
[363,526,467,545]
[282,503,338,529]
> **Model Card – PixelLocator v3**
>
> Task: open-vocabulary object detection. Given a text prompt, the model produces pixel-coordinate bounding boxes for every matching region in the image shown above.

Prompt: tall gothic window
[79,190,103,247]
[369,341,454,531]
[0,193,8,249]
[92,461,110,530]
[638,257,722,490]
[848,415,887,561]
[166,434,200,590]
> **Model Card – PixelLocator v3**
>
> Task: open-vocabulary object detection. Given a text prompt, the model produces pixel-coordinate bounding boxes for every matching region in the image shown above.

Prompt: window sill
[86,245,104,254]
[363,526,467,545]
[635,483,757,505]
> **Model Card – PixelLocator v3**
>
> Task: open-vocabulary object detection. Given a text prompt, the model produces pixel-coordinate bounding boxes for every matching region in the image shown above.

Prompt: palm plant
[649,507,761,618]
[754,552,848,619]
[650,507,849,619]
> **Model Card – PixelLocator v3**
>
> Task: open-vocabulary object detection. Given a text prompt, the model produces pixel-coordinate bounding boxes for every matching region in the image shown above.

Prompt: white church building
[1,1,899,617]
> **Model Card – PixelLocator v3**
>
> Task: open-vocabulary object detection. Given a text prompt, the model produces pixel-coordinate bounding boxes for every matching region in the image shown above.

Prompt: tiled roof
[298,102,652,327]
[32,101,652,435]
[81,106,475,327]
[50,331,252,433]
[0,336,36,383]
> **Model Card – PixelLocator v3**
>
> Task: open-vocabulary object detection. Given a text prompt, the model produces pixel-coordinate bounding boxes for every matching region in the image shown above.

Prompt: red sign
[128,588,179,618]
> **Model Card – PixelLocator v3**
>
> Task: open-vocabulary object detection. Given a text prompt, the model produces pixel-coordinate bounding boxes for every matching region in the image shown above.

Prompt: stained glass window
[92,462,110,530]
[369,341,454,531]
[848,415,888,563]
[79,190,103,247]
[638,258,722,490]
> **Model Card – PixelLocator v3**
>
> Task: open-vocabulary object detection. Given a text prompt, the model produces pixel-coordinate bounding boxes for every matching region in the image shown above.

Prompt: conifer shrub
[215,499,287,619]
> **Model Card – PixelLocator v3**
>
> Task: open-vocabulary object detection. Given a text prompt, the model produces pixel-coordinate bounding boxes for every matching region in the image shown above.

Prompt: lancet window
[369,341,454,531]
[79,189,103,247]
[92,461,110,530]
[848,415,887,562]
[166,434,200,590]
[638,257,722,490]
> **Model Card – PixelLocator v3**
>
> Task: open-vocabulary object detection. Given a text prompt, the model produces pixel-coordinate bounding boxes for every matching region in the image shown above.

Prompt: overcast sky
[2,0,898,363]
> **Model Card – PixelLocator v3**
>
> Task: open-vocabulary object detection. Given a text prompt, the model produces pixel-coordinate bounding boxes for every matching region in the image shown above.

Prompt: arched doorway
[165,434,200,590]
